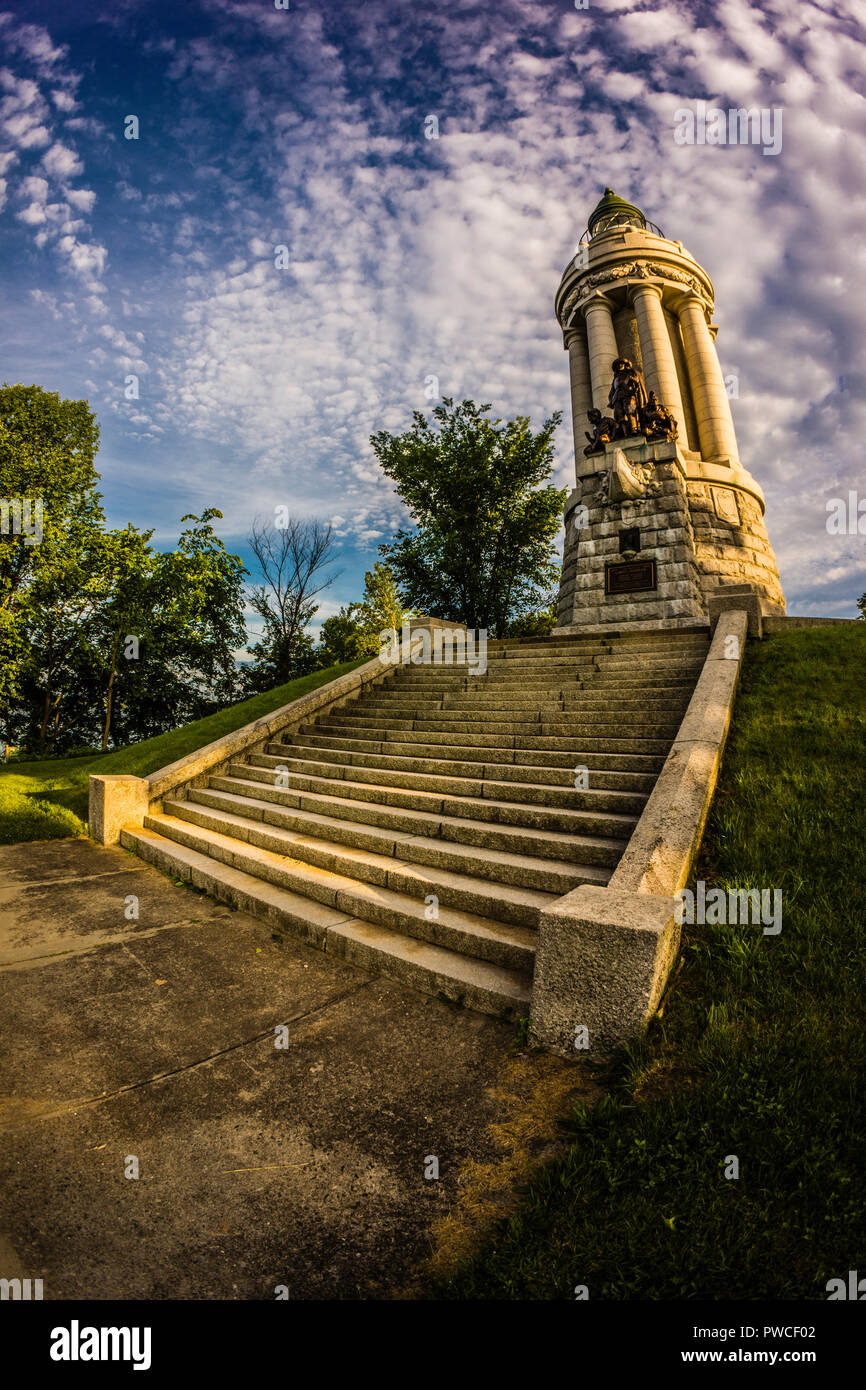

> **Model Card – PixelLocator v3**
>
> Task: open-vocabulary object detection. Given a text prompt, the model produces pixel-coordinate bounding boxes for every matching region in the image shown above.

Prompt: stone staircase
[122,628,710,1019]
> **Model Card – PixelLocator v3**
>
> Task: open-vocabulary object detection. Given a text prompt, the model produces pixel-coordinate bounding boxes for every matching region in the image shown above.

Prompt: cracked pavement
[0,838,526,1299]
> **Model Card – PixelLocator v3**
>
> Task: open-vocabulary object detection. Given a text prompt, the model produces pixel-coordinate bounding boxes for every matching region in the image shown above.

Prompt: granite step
[391,671,701,689]
[359,691,693,710]
[205,770,639,838]
[284,735,666,772]
[294,726,675,755]
[160,796,612,893]
[181,784,630,867]
[138,808,566,928]
[316,713,682,736]
[123,822,532,1016]
[240,754,650,814]
[485,639,709,657]
[420,651,705,670]
[266,744,660,791]
[391,659,704,679]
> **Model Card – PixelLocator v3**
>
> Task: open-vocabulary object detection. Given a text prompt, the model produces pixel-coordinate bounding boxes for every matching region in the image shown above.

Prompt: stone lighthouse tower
[554,188,785,632]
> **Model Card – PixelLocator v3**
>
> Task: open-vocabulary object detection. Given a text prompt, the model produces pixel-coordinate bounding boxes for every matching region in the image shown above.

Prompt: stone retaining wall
[688,481,786,612]
[529,608,749,1055]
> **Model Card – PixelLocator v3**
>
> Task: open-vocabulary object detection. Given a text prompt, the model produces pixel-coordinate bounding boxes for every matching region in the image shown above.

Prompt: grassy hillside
[430,625,866,1300]
[0,659,365,844]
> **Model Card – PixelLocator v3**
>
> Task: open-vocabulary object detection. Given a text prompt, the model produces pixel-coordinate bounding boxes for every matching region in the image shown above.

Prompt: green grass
[430,625,866,1300]
[0,659,365,845]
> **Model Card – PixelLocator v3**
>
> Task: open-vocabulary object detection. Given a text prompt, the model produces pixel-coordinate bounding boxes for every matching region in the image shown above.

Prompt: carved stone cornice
[561,259,710,323]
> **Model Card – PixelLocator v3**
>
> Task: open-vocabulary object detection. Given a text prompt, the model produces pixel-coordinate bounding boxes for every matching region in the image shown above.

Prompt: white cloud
[17,199,47,225]
[0,0,864,614]
[56,234,107,280]
[41,140,82,178]
[19,172,49,200]
[7,22,66,73]
[66,186,96,211]
[2,111,50,147]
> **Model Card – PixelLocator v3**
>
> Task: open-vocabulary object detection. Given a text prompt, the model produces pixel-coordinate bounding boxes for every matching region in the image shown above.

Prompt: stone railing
[89,618,467,845]
[529,608,749,1056]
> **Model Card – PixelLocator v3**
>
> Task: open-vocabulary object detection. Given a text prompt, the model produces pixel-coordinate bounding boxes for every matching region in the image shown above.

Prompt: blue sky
[1,0,864,646]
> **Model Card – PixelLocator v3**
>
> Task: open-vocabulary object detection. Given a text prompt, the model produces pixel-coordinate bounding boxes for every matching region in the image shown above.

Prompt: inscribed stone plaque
[605,558,657,595]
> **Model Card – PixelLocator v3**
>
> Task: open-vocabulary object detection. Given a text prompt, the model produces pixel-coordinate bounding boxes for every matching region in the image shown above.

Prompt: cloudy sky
[1,0,864,637]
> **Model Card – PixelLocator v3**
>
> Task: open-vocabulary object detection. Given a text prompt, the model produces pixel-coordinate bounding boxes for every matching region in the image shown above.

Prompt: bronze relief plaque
[605,558,657,595]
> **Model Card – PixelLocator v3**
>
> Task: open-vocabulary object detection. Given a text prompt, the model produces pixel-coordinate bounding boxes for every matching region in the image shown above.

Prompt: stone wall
[558,455,706,631]
[556,439,786,632]
[687,481,786,612]
[531,610,749,1054]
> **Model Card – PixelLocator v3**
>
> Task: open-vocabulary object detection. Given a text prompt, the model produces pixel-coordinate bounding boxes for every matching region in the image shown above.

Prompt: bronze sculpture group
[584,358,678,454]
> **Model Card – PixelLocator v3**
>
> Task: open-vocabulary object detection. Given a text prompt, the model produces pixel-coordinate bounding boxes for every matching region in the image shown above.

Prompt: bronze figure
[584,407,616,455]
[641,391,679,441]
[607,358,647,439]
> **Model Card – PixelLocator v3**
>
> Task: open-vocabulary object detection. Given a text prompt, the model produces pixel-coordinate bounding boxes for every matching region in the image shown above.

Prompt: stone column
[677,293,739,462]
[630,283,687,441]
[564,323,592,465]
[584,295,619,411]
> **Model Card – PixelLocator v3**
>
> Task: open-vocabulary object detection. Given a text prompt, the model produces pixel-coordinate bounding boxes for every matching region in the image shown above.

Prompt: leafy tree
[95,511,247,749]
[90,525,157,749]
[156,509,247,709]
[500,602,558,638]
[351,562,408,657]
[371,397,565,634]
[0,383,102,719]
[858,592,865,620]
[9,507,247,754]
[16,524,128,755]
[317,603,361,667]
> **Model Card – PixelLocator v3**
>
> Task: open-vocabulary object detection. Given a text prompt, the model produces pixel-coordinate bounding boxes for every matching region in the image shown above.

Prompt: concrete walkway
[0,838,584,1299]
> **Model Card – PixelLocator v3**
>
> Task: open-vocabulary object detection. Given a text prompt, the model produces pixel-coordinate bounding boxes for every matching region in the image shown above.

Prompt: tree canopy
[1,385,247,754]
[371,397,566,633]
[1,386,572,755]
[1,383,103,711]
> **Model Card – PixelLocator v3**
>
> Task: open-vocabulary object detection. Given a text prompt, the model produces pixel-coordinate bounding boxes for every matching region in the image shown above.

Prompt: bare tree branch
[247,516,340,677]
